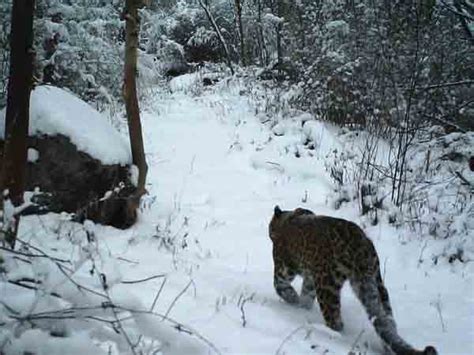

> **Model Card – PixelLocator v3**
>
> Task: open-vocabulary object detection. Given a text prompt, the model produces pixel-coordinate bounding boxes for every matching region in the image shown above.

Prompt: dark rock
[164,63,190,78]
[202,77,219,86]
[0,134,137,229]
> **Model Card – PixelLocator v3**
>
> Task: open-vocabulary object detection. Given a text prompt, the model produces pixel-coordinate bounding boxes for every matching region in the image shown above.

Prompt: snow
[1,74,472,354]
[325,20,350,35]
[27,148,39,163]
[0,85,131,165]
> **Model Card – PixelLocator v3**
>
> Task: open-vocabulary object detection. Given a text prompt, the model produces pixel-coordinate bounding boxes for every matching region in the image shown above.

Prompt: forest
[0,0,472,354]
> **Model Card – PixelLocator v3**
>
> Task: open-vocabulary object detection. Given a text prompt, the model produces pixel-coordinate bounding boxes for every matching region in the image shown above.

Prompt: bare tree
[199,0,235,75]
[0,0,36,248]
[122,0,148,218]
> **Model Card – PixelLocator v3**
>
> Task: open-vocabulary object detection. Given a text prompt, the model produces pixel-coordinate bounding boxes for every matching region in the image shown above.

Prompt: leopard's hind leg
[313,270,344,331]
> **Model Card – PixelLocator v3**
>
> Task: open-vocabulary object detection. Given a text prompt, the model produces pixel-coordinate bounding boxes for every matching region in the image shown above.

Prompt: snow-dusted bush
[0,215,216,354]
[154,39,189,77]
[323,125,474,262]
[33,2,124,106]
[185,26,222,63]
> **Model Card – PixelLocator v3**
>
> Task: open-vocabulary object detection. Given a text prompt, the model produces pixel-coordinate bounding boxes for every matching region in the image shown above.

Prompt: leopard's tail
[351,277,437,355]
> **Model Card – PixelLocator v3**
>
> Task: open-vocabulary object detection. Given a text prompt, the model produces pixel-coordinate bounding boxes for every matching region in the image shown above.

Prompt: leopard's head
[269,205,315,242]
[269,205,285,242]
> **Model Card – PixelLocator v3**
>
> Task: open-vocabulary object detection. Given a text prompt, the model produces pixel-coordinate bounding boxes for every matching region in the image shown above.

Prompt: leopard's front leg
[300,272,317,309]
[274,260,299,305]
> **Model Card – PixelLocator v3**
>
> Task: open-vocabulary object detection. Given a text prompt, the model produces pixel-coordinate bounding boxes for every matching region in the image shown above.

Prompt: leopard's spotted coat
[269,206,437,355]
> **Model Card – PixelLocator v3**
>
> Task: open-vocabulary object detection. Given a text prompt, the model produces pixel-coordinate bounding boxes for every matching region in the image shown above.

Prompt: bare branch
[0,245,71,264]
[417,80,474,91]
[150,277,167,312]
[275,325,307,355]
[164,279,194,318]
[238,293,255,327]
[7,279,62,298]
[121,274,166,284]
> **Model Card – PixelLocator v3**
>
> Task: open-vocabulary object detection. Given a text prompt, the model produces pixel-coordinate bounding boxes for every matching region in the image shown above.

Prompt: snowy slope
[3,74,473,354]
[105,75,472,354]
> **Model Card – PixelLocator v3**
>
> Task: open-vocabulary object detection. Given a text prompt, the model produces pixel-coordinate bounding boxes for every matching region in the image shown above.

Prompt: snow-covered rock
[0,85,131,165]
[0,85,137,228]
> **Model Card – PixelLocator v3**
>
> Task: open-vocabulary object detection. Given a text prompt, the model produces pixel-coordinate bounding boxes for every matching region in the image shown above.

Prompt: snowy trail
[104,78,472,355]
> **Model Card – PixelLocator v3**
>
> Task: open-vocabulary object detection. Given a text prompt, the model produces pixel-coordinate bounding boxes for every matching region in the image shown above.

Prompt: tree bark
[122,0,148,215]
[256,0,267,66]
[0,0,36,248]
[275,0,283,72]
[234,0,246,65]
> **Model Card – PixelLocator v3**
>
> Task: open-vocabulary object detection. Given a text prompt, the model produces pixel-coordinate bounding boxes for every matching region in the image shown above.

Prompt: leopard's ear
[274,205,283,217]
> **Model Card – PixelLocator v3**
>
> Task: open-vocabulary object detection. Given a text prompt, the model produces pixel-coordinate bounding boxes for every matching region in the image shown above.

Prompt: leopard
[269,205,437,355]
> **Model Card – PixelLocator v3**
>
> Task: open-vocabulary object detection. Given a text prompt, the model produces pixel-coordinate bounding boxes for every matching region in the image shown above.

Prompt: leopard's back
[270,208,380,279]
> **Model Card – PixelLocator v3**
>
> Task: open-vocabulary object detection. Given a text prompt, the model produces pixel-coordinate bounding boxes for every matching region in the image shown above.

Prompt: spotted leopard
[269,206,437,355]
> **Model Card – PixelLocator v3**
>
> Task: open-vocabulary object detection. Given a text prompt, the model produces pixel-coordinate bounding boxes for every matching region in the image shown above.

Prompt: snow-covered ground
[2,74,473,354]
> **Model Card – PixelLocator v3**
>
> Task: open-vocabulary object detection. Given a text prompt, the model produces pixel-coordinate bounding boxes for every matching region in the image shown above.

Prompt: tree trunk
[0,0,36,248]
[234,0,246,65]
[256,0,267,66]
[122,0,148,217]
[199,0,235,75]
[275,0,283,73]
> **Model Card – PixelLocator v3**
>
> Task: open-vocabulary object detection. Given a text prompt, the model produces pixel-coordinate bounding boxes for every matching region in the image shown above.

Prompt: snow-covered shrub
[325,124,474,262]
[0,214,215,354]
[166,1,200,46]
[154,39,189,77]
[185,26,222,63]
[34,2,124,106]
[324,148,358,211]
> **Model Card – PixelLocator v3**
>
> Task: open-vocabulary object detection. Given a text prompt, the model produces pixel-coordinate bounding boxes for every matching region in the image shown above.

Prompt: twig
[239,293,255,328]
[422,114,467,133]
[0,301,20,315]
[87,242,138,355]
[56,263,108,299]
[118,306,222,355]
[417,80,474,91]
[150,277,167,312]
[431,295,447,333]
[117,256,139,264]
[121,274,166,284]
[275,325,306,355]
[439,0,474,21]
[5,303,221,355]
[417,240,428,267]
[454,171,472,187]
[348,329,365,355]
[265,161,284,172]
[0,245,71,264]
[134,277,168,349]
[164,279,193,318]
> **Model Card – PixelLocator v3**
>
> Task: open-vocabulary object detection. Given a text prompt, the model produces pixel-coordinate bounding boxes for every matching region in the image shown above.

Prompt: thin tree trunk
[198,0,235,75]
[234,0,246,65]
[276,0,283,72]
[122,0,148,215]
[0,0,36,248]
[256,0,267,66]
